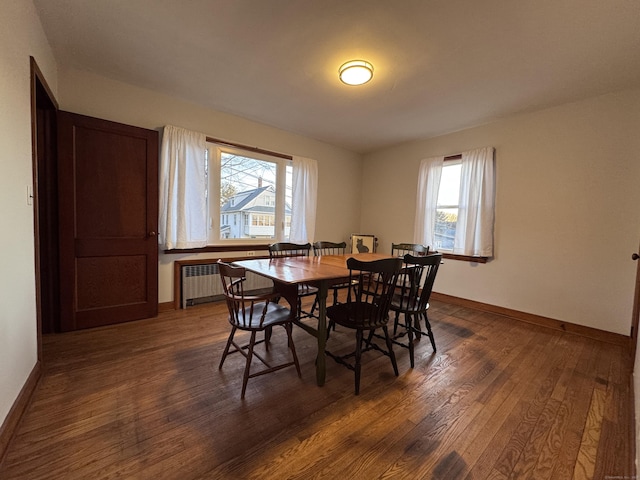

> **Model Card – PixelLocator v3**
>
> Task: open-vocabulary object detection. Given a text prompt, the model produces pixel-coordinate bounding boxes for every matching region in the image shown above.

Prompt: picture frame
[350,234,377,254]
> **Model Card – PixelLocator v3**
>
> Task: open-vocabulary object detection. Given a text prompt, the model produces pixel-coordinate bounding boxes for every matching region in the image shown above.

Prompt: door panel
[58,111,158,331]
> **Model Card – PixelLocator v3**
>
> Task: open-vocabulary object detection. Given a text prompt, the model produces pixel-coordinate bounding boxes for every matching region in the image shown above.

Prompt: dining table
[233,252,393,386]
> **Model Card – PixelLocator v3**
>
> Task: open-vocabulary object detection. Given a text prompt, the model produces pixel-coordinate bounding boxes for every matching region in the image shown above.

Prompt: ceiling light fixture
[339,60,374,86]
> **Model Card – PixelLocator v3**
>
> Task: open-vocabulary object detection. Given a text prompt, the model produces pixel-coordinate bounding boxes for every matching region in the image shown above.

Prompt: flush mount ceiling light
[339,60,374,86]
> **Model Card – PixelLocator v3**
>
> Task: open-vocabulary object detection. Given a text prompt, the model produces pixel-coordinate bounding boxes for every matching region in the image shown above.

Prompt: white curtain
[454,147,495,256]
[289,155,318,243]
[158,125,208,250]
[413,156,444,247]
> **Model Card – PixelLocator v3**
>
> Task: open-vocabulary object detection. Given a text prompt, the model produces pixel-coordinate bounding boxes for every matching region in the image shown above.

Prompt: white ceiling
[33,0,640,154]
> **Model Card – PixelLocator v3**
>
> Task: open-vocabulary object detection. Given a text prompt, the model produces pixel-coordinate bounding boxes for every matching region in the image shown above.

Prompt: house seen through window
[207,143,292,242]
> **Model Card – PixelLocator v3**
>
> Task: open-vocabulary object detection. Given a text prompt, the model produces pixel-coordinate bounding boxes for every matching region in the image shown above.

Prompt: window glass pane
[435,207,458,250]
[437,163,461,207]
[220,153,278,239]
[435,162,461,250]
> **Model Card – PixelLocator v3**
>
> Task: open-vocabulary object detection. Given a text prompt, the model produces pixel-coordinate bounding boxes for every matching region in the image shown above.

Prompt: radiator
[181,263,272,308]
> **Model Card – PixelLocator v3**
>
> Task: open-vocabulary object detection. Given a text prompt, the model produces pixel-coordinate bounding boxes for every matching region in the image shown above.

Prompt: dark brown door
[57,111,158,331]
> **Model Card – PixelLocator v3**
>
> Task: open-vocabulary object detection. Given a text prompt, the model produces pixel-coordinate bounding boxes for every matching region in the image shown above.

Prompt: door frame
[30,56,59,358]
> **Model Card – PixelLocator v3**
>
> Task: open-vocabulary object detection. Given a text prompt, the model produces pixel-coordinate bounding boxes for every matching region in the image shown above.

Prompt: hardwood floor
[0,299,634,479]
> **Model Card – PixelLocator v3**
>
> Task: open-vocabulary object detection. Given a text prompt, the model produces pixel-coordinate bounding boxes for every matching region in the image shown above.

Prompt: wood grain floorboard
[0,299,634,479]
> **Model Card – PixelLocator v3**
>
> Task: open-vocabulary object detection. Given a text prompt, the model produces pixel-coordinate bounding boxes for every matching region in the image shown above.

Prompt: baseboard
[0,361,41,464]
[431,292,629,347]
[158,301,175,312]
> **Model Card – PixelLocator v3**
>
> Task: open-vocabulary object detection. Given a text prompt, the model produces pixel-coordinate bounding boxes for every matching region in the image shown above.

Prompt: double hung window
[414,147,495,259]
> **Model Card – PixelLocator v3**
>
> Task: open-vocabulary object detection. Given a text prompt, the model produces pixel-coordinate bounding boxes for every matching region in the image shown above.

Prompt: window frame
[207,142,292,245]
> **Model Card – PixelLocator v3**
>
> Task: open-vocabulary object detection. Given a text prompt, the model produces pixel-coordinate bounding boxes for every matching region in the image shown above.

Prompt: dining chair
[325,256,403,395]
[390,243,434,299]
[268,242,319,319]
[313,240,347,256]
[312,241,354,307]
[391,242,431,257]
[388,253,442,367]
[217,260,302,399]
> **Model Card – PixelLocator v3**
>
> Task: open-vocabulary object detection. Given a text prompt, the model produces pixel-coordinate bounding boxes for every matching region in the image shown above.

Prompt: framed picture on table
[350,234,377,254]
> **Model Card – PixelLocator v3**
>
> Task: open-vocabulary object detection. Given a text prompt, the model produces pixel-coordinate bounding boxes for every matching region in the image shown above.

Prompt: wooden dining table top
[234,252,393,284]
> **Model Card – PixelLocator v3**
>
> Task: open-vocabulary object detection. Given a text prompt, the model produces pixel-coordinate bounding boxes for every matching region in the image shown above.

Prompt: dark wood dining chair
[313,240,347,256]
[325,257,403,395]
[269,242,314,258]
[268,242,319,319]
[312,241,354,307]
[390,243,432,299]
[391,242,431,257]
[217,260,301,399]
[388,253,442,367]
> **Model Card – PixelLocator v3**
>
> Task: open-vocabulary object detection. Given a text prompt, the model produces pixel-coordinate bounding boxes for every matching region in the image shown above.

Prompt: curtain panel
[158,125,208,250]
[454,147,495,257]
[413,156,445,247]
[289,155,318,243]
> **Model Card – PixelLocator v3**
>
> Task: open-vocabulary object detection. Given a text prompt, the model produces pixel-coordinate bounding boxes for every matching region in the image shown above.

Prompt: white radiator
[181,263,272,308]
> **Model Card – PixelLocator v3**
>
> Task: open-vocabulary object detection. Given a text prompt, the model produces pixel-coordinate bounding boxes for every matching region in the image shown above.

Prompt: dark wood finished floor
[0,299,634,479]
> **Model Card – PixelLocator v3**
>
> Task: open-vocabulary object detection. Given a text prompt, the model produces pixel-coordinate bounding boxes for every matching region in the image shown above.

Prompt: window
[207,143,292,243]
[160,127,317,250]
[434,160,461,251]
[414,147,495,258]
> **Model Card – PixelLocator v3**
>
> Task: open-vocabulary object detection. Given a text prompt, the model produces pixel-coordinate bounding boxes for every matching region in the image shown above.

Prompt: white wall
[57,68,363,303]
[363,89,640,335]
[0,0,58,426]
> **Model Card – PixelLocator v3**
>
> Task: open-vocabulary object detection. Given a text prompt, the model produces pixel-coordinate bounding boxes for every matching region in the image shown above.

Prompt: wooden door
[57,111,158,331]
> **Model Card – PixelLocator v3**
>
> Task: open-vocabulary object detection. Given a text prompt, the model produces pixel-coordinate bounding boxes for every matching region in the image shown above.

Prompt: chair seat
[327,302,390,330]
[232,302,292,330]
[391,295,429,314]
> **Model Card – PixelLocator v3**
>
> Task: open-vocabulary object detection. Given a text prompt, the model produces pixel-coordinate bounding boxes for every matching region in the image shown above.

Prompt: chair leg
[285,323,302,378]
[355,329,363,395]
[265,326,272,350]
[413,314,422,340]
[241,331,257,399]
[365,329,375,348]
[382,326,399,376]
[423,312,437,352]
[406,314,415,368]
[219,326,236,369]
[309,297,318,317]
[393,310,400,336]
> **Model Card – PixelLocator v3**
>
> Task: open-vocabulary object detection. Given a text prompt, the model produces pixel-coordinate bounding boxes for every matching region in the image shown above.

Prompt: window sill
[163,244,271,254]
[441,252,489,264]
